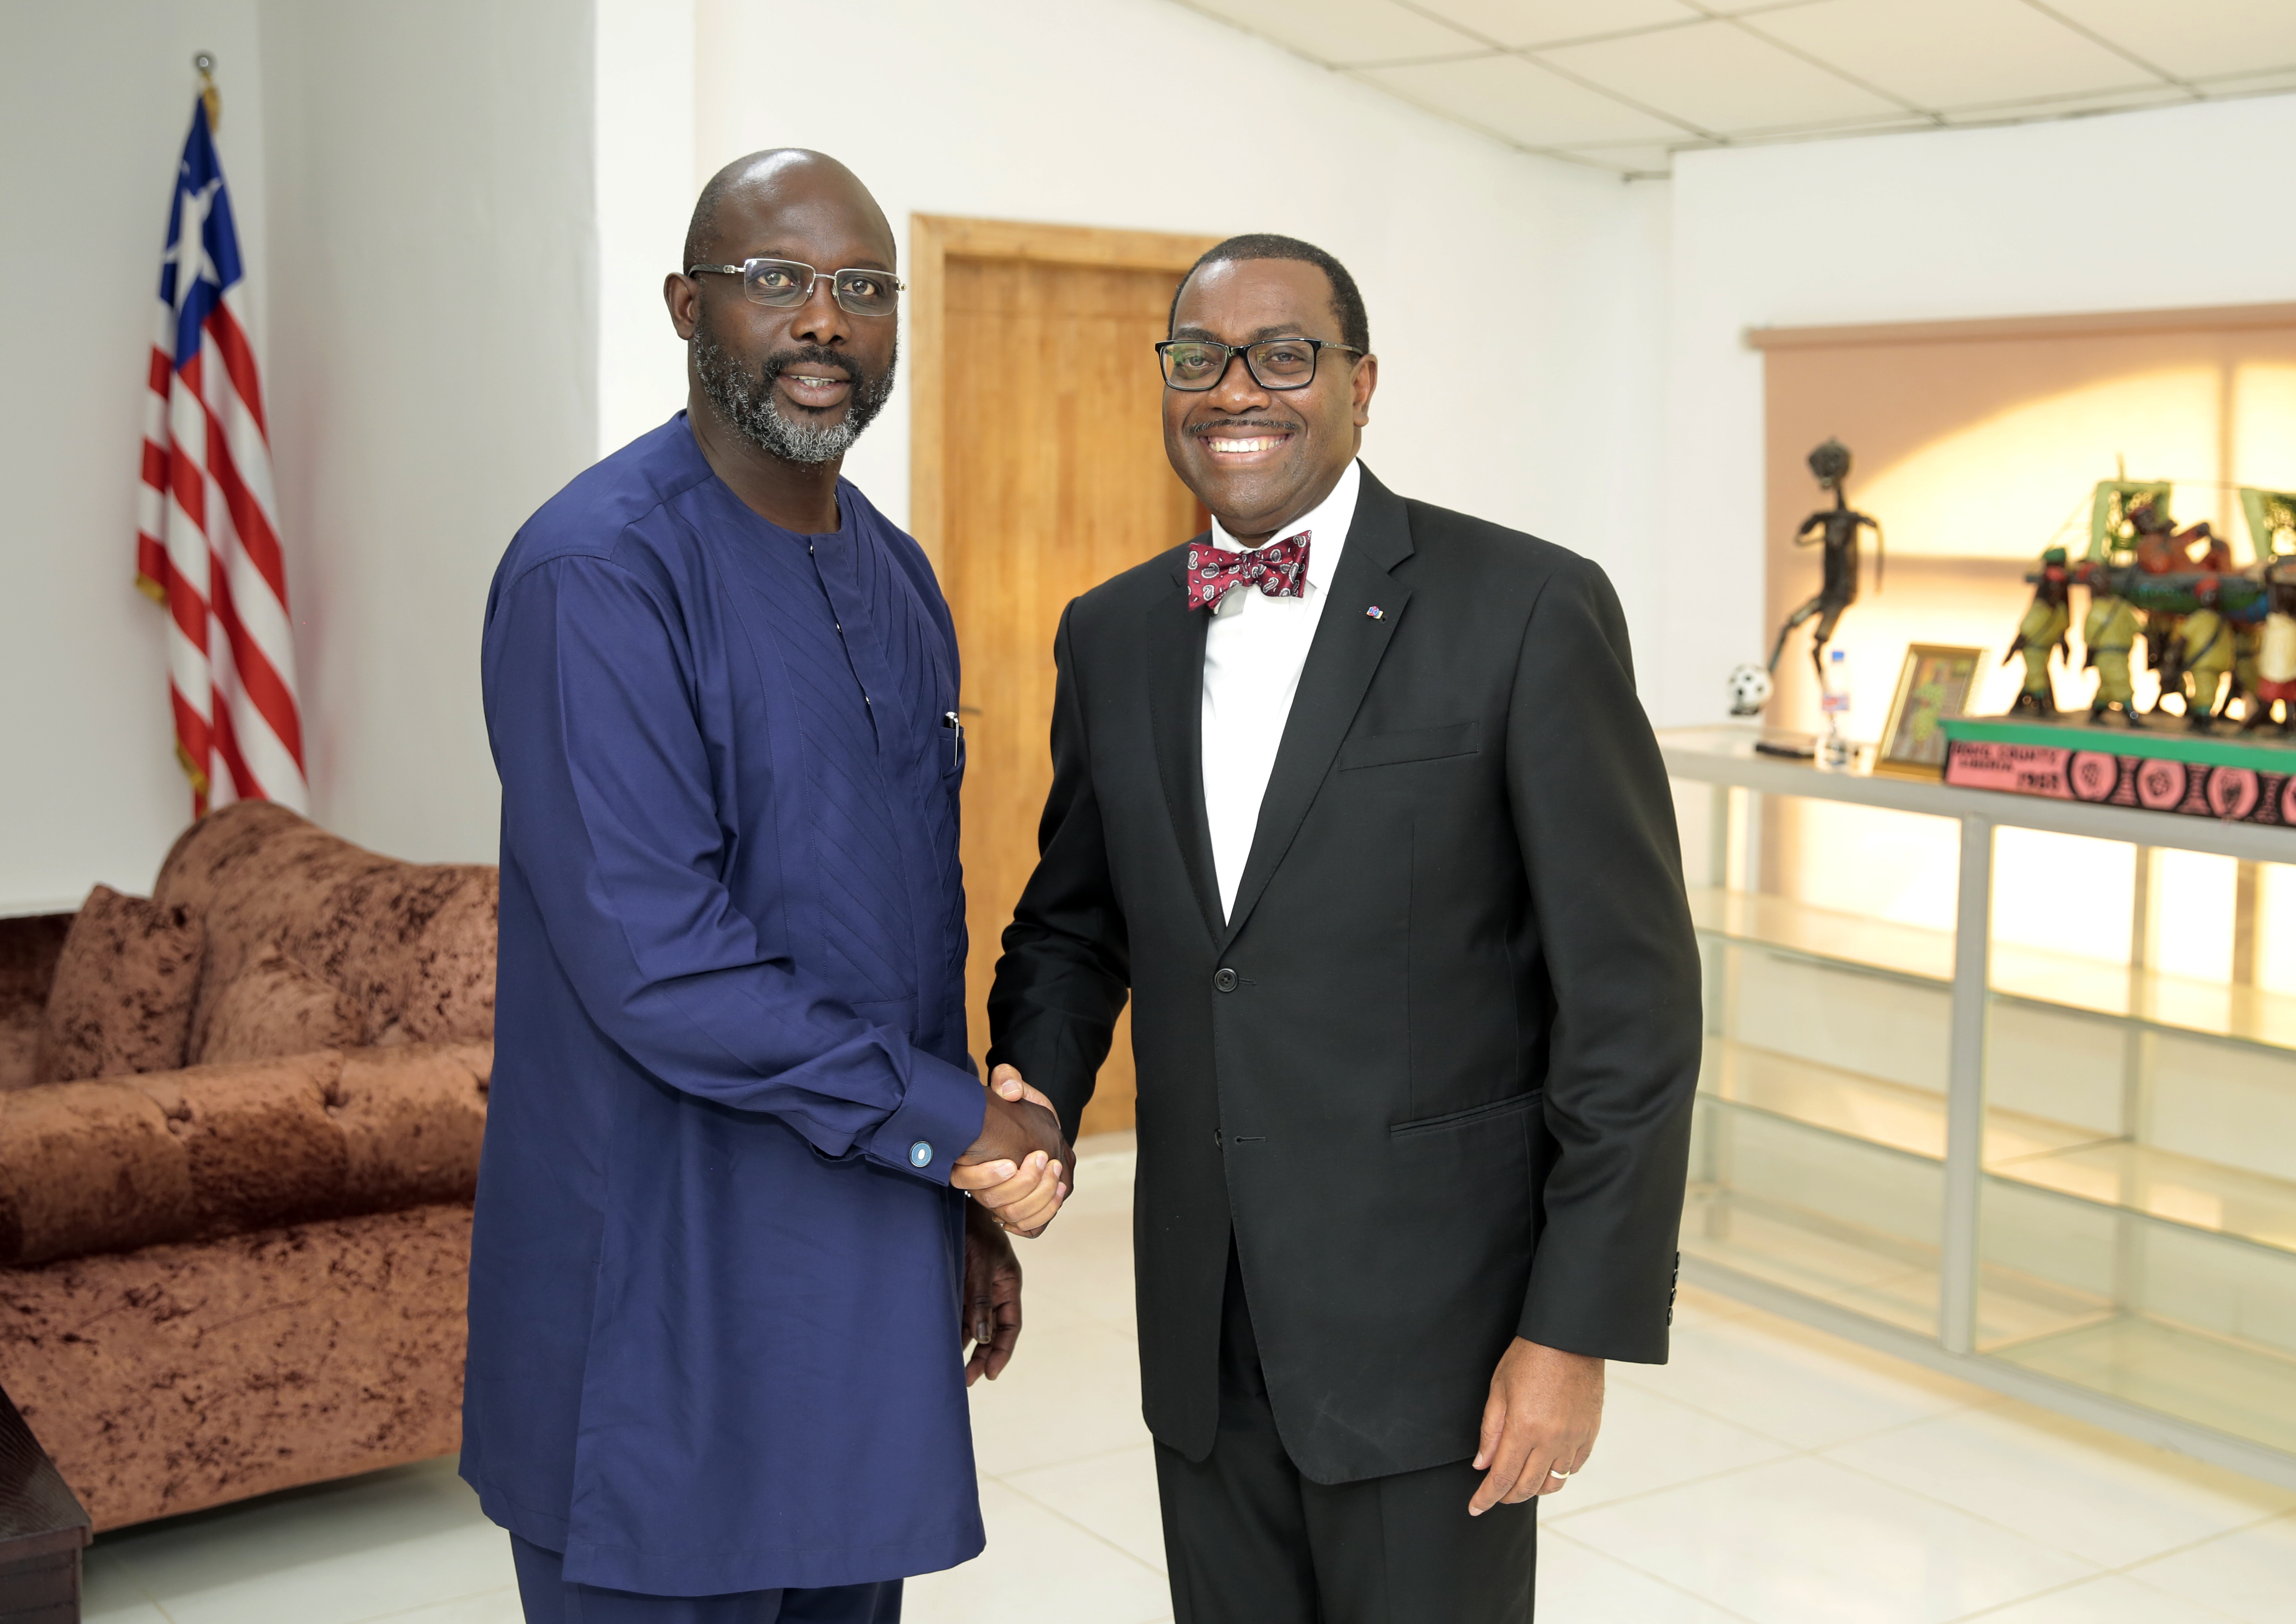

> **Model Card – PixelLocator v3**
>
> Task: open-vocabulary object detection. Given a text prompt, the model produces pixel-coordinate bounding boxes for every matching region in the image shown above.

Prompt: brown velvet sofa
[0,803,495,1530]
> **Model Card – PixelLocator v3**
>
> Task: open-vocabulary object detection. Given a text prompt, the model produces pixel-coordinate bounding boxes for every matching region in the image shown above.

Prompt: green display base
[1938,715,2296,827]
[1941,715,2296,774]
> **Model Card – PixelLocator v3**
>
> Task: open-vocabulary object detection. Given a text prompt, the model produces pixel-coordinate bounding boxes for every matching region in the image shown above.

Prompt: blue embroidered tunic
[463,415,987,1596]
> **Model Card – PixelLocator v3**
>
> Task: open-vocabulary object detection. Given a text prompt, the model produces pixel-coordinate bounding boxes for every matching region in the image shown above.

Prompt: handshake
[950,1064,1072,1237]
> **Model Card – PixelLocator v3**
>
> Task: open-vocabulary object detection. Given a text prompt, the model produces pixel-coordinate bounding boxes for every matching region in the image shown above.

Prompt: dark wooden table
[0,1384,87,1623]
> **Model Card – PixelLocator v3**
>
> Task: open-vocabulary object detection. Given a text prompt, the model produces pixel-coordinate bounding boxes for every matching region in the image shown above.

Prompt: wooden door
[913,219,1216,1136]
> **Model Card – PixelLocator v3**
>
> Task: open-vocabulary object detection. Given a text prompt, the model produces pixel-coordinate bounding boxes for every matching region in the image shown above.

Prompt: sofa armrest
[0,1043,487,1266]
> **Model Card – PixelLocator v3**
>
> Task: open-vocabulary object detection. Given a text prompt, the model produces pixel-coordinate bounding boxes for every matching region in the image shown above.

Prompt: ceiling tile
[1358,52,1696,145]
[1749,0,2159,111]
[1407,0,1700,50]
[1173,0,1480,67]
[2039,0,2296,83]
[1536,17,1908,134]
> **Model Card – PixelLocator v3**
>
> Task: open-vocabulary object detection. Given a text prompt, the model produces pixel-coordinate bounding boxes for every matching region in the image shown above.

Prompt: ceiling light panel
[1750,0,2161,110]
[1536,17,1908,134]
[1359,52,1695,145]
[1408,0,1700,50]
[2039,0,2296,83]
[1178,0,1479,67]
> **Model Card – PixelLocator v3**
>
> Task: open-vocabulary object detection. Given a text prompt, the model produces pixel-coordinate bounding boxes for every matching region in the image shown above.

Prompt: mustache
[761,344,859,391]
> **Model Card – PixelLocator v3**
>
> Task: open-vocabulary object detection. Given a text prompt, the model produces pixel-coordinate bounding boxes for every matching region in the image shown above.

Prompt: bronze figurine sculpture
[1767,439,1882,690]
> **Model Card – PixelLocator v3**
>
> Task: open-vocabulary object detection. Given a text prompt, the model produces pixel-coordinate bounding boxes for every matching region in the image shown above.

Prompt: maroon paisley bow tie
[1185,532,1310,612]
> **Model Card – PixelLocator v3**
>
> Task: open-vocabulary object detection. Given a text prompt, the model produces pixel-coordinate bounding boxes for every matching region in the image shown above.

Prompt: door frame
[906,214,1222,568]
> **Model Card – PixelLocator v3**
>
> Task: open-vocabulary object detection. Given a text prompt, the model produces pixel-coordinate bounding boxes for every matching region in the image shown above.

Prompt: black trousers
[1154,1250,1537,1624]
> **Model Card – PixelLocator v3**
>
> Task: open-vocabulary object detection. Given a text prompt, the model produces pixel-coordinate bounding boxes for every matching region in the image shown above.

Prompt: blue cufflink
[909,1140,933,1168]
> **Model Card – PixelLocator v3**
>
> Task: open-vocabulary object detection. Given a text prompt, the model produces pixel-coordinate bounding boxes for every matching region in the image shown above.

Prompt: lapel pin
[1365,605,1385,620]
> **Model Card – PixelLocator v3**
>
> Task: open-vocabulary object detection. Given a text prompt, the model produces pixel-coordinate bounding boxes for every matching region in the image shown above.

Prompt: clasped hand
[950,1065,1071,1236]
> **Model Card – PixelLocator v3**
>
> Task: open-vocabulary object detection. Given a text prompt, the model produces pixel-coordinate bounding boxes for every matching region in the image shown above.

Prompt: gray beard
[692,326,896,467]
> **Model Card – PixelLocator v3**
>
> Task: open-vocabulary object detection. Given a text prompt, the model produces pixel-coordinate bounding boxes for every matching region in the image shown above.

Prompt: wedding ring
[1547,1467,1572,1480]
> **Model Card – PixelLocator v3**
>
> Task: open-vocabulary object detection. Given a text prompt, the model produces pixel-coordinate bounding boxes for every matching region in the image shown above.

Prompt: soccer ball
[1726,663,1773,717]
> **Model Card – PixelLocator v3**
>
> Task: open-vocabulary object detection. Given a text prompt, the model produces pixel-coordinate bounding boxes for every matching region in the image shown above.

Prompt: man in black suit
[985,235,1700,1622]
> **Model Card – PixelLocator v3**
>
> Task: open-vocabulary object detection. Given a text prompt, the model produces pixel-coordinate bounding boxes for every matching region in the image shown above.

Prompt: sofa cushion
[0,1080,197,1263]
[0,916,72,1093]
[0,1043,488,1266]
[154,803,496,1048]
[195,948,362,1065]
[32,887,203,1086]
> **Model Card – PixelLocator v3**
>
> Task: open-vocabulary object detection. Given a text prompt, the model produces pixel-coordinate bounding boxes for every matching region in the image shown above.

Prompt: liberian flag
[135,97,305,816]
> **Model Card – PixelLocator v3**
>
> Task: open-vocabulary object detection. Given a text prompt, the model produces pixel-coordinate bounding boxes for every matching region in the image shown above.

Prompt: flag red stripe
[208,687,260,804]
[166,432,205,533]
[202,399,288,605]
[147,345,172,397]
[137,534,168,593]
[203,304,269,443]
[167,568,207,649]
[169,684,213,812]
[208,556,306,768]
[141,438,168,492]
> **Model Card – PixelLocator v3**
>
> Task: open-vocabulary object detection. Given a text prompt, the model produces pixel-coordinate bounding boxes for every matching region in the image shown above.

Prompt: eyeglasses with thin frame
[1156,336,1364,392]
[686,258,905,317]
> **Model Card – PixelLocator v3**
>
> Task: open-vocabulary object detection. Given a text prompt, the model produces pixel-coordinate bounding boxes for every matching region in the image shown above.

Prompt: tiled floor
[83,1135,2296,1623]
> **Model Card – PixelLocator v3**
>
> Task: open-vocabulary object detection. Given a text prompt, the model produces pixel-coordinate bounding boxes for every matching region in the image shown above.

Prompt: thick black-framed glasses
[686,258,905,317]
[1156,336,1363,392]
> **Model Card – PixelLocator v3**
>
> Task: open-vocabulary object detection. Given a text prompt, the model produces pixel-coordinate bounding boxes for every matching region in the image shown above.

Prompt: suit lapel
[1219,469,1415,951]
[1147,544,1225,945]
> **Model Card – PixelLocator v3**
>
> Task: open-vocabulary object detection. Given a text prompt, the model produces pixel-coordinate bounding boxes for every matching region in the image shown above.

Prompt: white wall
[664,0,1670,634]
[0,1,271,914]
[595,0,694,458]
[1658,95,2296,729]
[257,0,597,868]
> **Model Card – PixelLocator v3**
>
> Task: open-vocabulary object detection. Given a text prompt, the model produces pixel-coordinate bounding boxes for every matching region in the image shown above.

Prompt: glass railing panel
[1979,1178,2296,1455]
[1688,886,1952,984]
[1987,1138,2296,1256]
[1701,1038,2102,1166]
[1992,942,2296,1053]
[1687,1086,1945,1338]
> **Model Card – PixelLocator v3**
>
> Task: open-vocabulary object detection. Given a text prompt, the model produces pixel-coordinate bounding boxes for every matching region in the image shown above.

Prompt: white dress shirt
[1201,459,1362,921]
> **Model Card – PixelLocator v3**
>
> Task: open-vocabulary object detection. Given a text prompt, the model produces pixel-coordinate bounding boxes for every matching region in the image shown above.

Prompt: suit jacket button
[1213,968,1239,992]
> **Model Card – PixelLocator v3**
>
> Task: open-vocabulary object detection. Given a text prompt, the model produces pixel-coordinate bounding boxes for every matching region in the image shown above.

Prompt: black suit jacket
[986,466,1701,1485]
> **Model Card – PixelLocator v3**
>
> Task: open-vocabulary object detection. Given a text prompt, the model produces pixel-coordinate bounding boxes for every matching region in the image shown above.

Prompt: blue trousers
[510,1535,903,1624]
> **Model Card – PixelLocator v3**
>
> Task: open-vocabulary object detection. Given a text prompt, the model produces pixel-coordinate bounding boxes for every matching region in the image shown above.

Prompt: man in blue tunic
[466,149,1071,1623]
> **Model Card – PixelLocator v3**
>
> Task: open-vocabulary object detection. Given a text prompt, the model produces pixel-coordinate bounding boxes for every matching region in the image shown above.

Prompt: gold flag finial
[194,52,220,133]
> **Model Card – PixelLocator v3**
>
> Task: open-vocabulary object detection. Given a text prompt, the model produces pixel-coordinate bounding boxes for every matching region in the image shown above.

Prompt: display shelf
[1697,1037,2103,1165]
[1988,1136,2296,1257]
[1989,1315,2296,1458]
[1689,887,1949,985]
[1689,884,2296,1055]
[1666,725,2296,1487]
[1704,1036,2296,1258]
[1660,725,2296,864]
[1682,1181,1941,1338]
[1991,949,2296,1054]
[1682,1181,2113,1348]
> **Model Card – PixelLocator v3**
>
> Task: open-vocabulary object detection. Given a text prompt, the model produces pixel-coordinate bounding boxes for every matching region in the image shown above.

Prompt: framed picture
[1874,644,1985,779]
